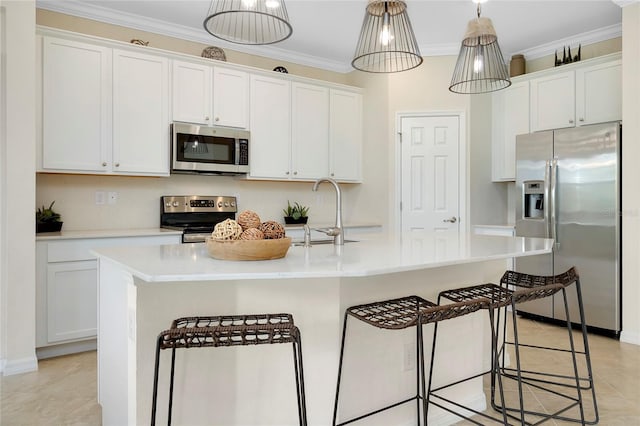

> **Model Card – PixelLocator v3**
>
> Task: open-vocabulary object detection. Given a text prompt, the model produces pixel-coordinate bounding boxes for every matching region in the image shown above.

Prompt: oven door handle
[182,233,210,243]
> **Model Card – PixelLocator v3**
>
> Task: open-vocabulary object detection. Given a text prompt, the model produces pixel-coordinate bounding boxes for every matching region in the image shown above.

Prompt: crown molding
[612,0,639,7]
[36,0,352,74]
[509,23,622,61]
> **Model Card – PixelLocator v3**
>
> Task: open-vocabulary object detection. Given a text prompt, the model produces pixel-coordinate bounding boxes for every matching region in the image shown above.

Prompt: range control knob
[165,202,172,208]
[224,202,229,207]
[218,201,223,208]
[230,201,236,207]
[172,201,179,207]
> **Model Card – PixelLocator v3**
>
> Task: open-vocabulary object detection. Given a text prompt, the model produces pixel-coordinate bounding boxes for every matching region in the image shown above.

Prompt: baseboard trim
[36,339,97,360]
[2,355,39,376]
[620,330,640,346]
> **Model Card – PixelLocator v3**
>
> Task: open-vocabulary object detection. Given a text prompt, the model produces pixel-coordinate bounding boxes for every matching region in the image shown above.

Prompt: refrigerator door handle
[544,160,551,239]
[551,158,559,247]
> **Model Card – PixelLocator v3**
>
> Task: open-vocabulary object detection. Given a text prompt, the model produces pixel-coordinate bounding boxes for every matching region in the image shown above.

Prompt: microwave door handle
[544,160,551,239]
[235,139,240,165]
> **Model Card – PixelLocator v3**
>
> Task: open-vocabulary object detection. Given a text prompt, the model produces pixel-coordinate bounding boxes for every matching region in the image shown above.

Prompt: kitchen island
[93,232,553,426]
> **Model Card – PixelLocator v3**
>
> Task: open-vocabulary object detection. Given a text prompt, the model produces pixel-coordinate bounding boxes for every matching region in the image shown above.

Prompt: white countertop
[92,231,553,282]
[35,228,183,241]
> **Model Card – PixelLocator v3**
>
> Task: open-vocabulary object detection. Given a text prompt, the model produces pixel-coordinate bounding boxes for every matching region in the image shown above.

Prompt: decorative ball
[258,221,286,239]
[239,228,265,240]
[211,218,243,240]
[237,210,261,230]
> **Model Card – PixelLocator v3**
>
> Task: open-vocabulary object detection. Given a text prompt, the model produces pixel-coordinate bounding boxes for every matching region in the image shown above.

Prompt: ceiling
[36,0,623,73]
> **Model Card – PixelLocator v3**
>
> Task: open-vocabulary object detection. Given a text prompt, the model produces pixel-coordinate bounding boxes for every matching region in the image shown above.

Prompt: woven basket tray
[206,237,291,261]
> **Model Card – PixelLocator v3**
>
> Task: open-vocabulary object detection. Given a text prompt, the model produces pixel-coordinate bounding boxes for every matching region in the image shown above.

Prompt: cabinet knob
[331,173,335,177]
[215,117,220,122]
[205,116,210,121]
[286,171,290,175]
[293,171,297,175]
[102,162,107,167]
[579,118,584,122]
[115,163,120,167]
[569,119,574,124]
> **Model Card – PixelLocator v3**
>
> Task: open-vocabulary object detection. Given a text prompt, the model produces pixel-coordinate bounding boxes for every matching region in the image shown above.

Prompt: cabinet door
[113,49,170,175]
[213,67,248,128]
[172,60,212,125]
[47,260,97,343]
[291,82,329,179]
[492,81,529,181]
[42,37,111,172]
[576,60,621,126]
[530,71,575,131]
[249,74,291,179]
[329,89,362,182]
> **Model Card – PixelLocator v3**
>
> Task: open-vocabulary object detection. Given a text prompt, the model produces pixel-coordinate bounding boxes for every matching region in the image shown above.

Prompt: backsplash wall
[36,173,372,231]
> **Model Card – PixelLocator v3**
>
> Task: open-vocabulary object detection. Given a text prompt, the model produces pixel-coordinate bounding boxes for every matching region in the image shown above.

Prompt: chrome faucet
[312,177,344,245]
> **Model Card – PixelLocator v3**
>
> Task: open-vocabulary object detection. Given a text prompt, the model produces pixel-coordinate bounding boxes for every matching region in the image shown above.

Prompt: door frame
[394,111,469,233]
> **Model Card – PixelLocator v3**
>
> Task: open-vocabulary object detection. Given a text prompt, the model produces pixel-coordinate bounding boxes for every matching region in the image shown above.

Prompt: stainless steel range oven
[160,195,237,243]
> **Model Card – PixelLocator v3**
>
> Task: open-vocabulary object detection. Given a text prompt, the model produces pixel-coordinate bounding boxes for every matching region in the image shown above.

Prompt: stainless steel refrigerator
[515,122,621,336]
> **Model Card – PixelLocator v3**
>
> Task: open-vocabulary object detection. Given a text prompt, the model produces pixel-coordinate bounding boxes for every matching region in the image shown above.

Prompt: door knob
[443,217,457,223]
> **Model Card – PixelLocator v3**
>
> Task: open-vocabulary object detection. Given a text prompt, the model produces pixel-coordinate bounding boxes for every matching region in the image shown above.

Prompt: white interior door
[401,115,460,232]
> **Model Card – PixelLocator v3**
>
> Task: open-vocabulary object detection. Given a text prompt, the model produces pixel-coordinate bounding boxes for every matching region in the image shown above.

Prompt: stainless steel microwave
[171,122,249,175]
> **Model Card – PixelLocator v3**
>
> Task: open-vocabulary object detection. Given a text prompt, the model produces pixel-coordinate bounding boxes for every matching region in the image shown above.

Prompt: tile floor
[1,317,639,425]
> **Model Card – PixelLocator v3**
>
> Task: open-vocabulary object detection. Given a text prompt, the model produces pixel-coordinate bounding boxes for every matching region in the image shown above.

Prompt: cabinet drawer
[47,235,181,262]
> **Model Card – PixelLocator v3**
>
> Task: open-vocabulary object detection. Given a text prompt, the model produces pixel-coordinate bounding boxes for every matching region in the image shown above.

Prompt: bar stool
[439,269,590,425]
[151,313,307,426]
[332,295,507,426]
[499,267,599,424]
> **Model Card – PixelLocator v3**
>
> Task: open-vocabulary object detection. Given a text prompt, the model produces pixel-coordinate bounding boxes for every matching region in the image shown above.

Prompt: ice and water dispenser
[523,181,544,219]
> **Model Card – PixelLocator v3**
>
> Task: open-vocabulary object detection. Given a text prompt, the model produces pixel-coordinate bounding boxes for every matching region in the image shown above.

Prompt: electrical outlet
[403,342,416,371]
[95,191,106,205]
[108,191,118,205]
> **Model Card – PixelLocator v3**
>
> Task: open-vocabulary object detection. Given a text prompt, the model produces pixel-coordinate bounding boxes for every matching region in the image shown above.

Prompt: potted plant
[36,201,63,233]
[283,201,309,225]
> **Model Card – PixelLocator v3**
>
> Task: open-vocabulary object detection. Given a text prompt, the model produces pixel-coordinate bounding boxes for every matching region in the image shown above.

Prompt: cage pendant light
[203,0,293,45]
[352,0,423,73]
[449,3,510,94]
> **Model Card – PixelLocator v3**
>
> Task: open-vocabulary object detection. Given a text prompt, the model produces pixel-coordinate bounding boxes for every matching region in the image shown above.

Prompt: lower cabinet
[36,233,181,358]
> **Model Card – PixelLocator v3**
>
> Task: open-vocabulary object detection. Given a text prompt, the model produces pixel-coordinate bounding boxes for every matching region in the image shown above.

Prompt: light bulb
[242,0,257,9]
[380,12,393,46]
[265,0,280,7]
[473,54,483,73]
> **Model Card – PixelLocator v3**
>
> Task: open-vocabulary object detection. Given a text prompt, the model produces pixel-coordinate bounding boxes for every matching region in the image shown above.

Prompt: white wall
[621,2,640,345]
[0,0,38,375]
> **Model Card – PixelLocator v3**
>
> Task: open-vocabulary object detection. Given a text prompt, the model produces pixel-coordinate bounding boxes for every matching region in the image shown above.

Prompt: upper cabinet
[112,49,169,175]
[493,53,621,181]
[492,80,529,181]
[41,37,112,172]
[38,28,363,182]
[171,61,248,128]
[329,89,362,182]
[529,55,621,132]
[248,74,363,182]
[40,36,170,176]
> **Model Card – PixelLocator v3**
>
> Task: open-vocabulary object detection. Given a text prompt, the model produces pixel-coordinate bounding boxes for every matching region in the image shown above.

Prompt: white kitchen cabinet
[212,67,248,128]
[36,233,181,358]
[330,89,363,182]
[492,80,529,181]
[249,74,291,179]
[575,59,622,126]
[41,37,112,172]
[172,61,248,129]
[530,56,621,132]
[112,49,170,175]
[291,82,329,179]
[530,70,575,132]
[172,60,212,125]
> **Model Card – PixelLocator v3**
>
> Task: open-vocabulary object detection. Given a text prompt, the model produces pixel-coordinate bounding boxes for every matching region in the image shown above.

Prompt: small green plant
[36,201,62,224]
[282,201,309,220]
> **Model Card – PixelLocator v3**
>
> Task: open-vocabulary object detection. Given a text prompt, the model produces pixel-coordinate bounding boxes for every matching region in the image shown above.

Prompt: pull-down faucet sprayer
[312,177,344,245]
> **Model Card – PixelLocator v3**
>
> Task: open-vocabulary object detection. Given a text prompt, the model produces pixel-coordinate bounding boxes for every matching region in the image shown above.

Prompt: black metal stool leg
[167,346,176,426]
[488,306,510,425]
[510,300,526,425]
[575,279,599,424]
[332,312,349,426]
[418,317,427,425]
[561,288,586,424]
[292,331,308,426]
[151,335,163,426]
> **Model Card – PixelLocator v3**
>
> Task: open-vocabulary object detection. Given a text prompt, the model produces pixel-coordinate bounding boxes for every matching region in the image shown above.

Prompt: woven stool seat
[346,296,436,329]
[152,312,307,425]
[502,267,579,289]
[439,281,565,308]
[158,313,298,349]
